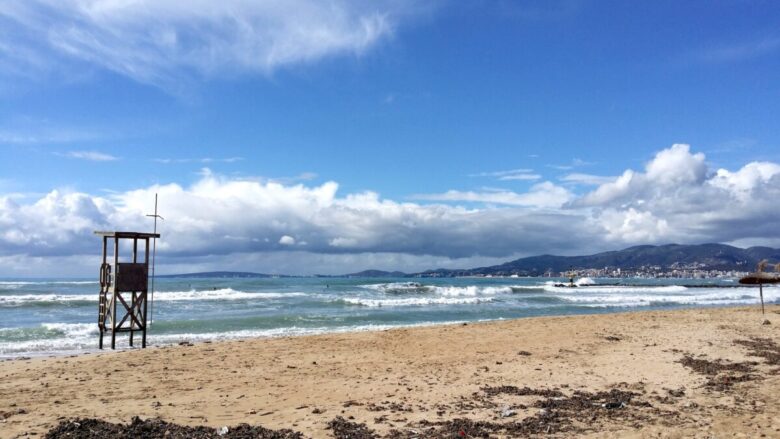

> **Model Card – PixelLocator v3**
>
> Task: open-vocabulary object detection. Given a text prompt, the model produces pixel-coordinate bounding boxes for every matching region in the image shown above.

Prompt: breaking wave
[362,283,512,297]
[340,296,492,307]
[0,288,307,306]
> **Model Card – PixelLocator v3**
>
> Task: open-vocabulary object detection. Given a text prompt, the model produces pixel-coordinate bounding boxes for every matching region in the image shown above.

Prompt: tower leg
[129,292,135,347]
[111,329,116,350]
[142,290,148,348]
[99,328,104,350]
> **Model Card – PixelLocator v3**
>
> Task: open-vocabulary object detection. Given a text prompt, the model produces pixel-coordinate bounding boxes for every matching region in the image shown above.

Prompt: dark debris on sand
[327,416,378,439]
[388,387,665,438]
[734,337,780,366]
[481,385,563,398]
[45,417,304,439]
[704,374,760,391]
[677,356,757,376]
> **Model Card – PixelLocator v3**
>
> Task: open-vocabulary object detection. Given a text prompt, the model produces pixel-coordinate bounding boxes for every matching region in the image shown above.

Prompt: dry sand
[1,305,779,438]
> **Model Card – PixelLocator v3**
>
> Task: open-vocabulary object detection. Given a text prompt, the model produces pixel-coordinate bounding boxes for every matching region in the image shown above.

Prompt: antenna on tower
[146,194,164,327]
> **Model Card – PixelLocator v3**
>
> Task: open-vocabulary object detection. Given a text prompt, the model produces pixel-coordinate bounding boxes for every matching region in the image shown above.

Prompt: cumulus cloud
[0,0,422,87]
[575,143,780,244]
[1,144,779,275]
[278,235,296,245]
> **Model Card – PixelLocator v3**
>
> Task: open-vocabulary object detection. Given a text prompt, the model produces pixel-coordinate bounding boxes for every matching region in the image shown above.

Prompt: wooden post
[99,236,107,349]
[143,237,150,348]
[112,236,118,350]
[129,238,138,347]
[760,283,765,315]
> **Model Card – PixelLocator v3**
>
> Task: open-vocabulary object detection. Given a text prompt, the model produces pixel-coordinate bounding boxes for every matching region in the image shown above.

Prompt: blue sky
[1,1,780,275]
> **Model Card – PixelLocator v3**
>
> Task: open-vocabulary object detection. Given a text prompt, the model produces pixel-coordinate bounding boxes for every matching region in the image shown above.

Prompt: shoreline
[3,300,774,361]
[2,305,779,437]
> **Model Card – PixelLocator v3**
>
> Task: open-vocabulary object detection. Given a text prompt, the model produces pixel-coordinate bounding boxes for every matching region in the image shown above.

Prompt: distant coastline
[158,243,779,279]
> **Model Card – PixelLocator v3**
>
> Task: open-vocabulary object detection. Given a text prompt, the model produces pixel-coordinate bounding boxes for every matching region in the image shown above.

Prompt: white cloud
[65,150,118,161]
[412,181,574,208]
[560,173,615,186]
[154,157,243,164]
[469,168,542,181]
[645,143,706,184]
[278,235,296,245]
[1,0,423,87]
[575,143,780,244]
[698,36,780,63]
[548,158,593,171]
[469,168,534,177]
[1,144,780,275]
[709,162,780,201]
[498,173,541,181]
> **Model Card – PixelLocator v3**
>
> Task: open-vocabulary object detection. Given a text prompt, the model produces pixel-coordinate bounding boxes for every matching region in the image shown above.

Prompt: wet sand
[1,305,779,438]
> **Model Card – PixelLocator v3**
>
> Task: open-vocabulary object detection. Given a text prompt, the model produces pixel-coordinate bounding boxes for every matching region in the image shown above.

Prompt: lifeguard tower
[94,231,160,349]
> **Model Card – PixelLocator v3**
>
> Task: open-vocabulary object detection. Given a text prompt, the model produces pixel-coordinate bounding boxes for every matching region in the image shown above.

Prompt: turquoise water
[1,276,776,358]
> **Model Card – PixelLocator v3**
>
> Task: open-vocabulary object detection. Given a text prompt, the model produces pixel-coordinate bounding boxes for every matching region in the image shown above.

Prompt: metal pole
[146,194,163,327]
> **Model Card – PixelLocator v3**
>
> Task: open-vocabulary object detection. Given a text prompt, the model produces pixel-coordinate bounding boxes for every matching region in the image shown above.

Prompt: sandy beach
[1,305,779,438]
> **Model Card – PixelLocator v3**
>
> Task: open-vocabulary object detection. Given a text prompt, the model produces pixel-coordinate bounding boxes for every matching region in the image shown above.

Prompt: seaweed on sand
[480,385,563,398]
[734,338,780,366]
[45,417,305,439]
[389,387,660,438]
[677,356,757,376]
[327,416,378,439]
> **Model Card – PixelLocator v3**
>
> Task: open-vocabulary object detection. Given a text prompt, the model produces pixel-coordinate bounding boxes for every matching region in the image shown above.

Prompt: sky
[1,0,779,276]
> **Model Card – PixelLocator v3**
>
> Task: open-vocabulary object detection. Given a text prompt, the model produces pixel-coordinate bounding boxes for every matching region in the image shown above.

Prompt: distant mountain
[158,271,282,278]
[414,244,780,277]
[159,244,780,279]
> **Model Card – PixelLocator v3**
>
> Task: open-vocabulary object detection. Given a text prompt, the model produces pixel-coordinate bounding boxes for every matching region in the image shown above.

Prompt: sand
[1,305,779,438]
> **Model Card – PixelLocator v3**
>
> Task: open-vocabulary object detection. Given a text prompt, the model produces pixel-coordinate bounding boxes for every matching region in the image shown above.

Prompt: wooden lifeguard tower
[95,231,160,349]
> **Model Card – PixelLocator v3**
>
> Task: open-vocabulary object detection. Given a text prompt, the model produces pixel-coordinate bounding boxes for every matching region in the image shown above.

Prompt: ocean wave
[152,289,307,301]
[432,285,513,296]
[0,321,470,357]
[0,294,96,305]
[0,289,307,306]
[554,288,780,308]
[360,282,435,294]
[340,296,492,307]
[362,282,512,297]
[0,280,96,286]
[40,322,98,338]
[541,284,689,294]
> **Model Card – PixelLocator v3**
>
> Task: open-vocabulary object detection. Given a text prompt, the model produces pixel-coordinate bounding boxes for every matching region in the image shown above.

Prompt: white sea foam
[541,283,689,294]
[0,281,96,285]
[41,322,98,338]
[362,283,512,297]
[0,289,307,305]
[152,289,307,301]
[551,287,780,308]
[361,282,435,294]
[576,277,596,286]
[432,285,512,296]
[0,294,96,305]
[0,320,475,357]
[341,296,492,307]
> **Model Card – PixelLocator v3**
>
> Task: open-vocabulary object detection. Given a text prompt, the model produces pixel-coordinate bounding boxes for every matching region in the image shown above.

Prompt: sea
[1,276,777,359]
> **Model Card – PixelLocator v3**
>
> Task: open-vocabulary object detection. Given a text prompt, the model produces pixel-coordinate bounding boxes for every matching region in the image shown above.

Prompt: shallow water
[1,276,776,358]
